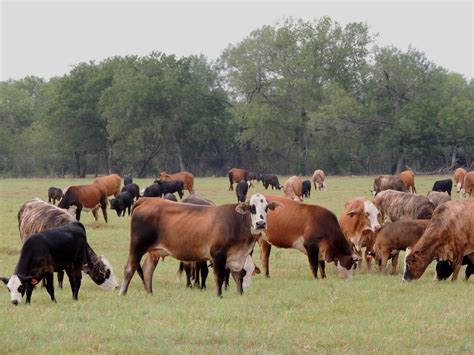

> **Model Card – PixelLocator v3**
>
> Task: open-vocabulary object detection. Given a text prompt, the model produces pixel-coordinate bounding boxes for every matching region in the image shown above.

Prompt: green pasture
[0,176,472,353]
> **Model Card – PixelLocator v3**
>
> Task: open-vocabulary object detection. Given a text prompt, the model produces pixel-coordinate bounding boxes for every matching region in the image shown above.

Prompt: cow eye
[365,212,369,216]
[250,205,256,214]
[18,285,23,293]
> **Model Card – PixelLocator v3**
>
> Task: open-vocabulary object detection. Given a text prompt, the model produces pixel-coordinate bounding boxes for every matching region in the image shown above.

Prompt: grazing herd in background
[2,166,473,305]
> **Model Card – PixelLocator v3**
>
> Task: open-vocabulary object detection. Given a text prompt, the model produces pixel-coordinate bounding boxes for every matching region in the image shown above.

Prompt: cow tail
[228,170,233,190]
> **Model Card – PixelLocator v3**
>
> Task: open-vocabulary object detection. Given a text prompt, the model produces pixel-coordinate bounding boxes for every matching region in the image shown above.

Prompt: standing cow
[260,174,282,190]
[312,169,326,190]
[58,184,108,223]
[460,171,474,199]
[372,175,408,196]
[453,167,467,192]
[399,170,416,194]
[228,168,250,191]
[93,174,122,198]
[302,180,311,199]
[159,171,195,194]
[236,181,250,203]
[431,179,452,196]
[373,190,434,223]
[48,187,63,205]
[283,176,303,202]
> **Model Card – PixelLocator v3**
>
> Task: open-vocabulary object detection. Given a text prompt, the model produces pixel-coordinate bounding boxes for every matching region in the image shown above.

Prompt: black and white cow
[431,179,453,196]
[236,181,250,203]
[302,180,311,198]
[110,191,134,217]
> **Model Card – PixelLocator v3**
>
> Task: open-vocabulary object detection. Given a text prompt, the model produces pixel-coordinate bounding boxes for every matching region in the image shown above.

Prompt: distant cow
[154,180,184,199]
[164,193,178,202]
[431,179,452,196]
[236,181,249,203]
[373,220,429,275]
[372,175,408,196]
[399,170,416,194]
[48,187,63,205]
[58,184,108,223]
[228,168,249,191]
[454,167,467,192]
[373,190,434,223]
[159,171,195,194]
[404,199,474,281]
[110,191,133,217]
[302,180,311,198]
[283,176,303,202]
[312,169,326,190]
[93,174,122,197]
[460,171,474,199]
[260,174,281,190]
[435,254,474,281]
[248,172,260,185]
[121,183,140,202]
[143,183,162,198]
[123,175,133,186]
[427,191,451,208]
[260,195,357,279]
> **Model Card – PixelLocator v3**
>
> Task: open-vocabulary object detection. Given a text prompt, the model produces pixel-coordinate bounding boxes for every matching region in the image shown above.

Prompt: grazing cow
[454,167,467,192]
[236,181,250,203]
[339,197,382,269]
[302,180,311,198]
[373,190,434,223]
[372,175,408,196]
[58,184,108,223]
[312,169,326,190]
[427,191,451,208]
[93,174,121,197]
[228,168,250,191]
[1,222,91,305]
[248,172,260,185]
[143,183,162,198]
[17,198,118,290]
[154,180,185,199]
[431,179,452,196]
[283,176,303,202]
[48,187,63,205]
[260,174,282,190]
[373,220,429,275]
[110,191,133,217]
[121,183,140,202]
[399,170,416,193]
[260,195,357,279]
[119,194,281,298]
[123,175,133,186]
[404,199,474,281]
[164,193,178,202]
[159,171,195,194]
[460,171,474,199]
[435,254,474,281]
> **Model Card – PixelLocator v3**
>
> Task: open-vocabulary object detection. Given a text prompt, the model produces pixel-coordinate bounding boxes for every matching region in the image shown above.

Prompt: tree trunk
[80,152,87,178]
[174,134,186,172]
[395,154,405,174]
[74,152,80,178]
[297,107,308,175]
[450,146,457,168]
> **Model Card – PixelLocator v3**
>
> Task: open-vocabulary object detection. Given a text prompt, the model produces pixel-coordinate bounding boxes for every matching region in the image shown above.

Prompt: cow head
[345,200,382,252]
[335,253,360,280]
[235,193,282,234]
[2,275,36,305]
[109,198,122,216]
[83,256,119,290]
[403,247,431,281]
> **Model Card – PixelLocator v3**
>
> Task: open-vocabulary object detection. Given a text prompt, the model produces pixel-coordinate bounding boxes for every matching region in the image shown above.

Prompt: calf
[58,184,108,223]
[435,254,474,281]
[427,191,451,208]
[260,174,281,190]
[154,180,184,199]
[110,191,133,217]
[373,190,434,223]
[431,179,452,196]
[236,181,249,203]
[48,187,63,205]
[373,220,429,275]
[123,175,133,186]
[143,183,162,198]
[121,183,140,201]
[372,175,407,196]
[302,180,311,198]
[283,176,303,202]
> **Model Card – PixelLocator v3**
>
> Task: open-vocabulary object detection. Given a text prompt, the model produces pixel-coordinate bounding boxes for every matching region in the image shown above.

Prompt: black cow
[236,181,249,203]
[48,187,63,205]
[164,193,178,202]
[431,179,453,196]
[121,183,140,201]
[143,183,162,198]
[154,180,184,199]
[436,256,474,281]
[1,222,91,305]
[302,180,311,198]
[110,191,133,217]
[124,175,133,186]
[260,174,281,190]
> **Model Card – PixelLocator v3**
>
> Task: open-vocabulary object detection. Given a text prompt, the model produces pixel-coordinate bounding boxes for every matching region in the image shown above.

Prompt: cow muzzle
[255,220,266,230]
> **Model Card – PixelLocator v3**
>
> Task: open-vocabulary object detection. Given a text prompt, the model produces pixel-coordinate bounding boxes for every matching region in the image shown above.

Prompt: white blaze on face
[364,201,381,232]
[336,261,353,280]
[248,194,269,233]
[242,255,255,290]
[98,257,119,290]
[456,182,462,192]
[403,247,412,277]
[7,275,23,305]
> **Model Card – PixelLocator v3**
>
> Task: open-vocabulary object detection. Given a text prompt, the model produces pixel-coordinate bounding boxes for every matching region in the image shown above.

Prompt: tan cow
[403,199,474,281]
[312,169,326,190]
[283,176,303,202]
[93,174,121,197]
[453,167,467,192]
[399,170,416,194]
[460,171,474,199]
[159,171,195,194]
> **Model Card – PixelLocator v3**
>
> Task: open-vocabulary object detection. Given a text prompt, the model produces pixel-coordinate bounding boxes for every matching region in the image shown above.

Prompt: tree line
[1,17,473,178]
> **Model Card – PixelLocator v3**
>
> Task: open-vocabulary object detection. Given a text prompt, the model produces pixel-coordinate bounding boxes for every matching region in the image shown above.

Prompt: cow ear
[235,202,249,214]
[267,201,283,211]
[1,277,9,285]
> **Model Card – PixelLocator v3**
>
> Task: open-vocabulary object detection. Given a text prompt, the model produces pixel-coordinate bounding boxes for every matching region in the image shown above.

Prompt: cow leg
[25,283,34,304]
[450,259,462,281]
[119,253,142,296]
[100,198,108,223]
[73,267,82,300]
[231,269,245,295]
[390,253,399,275]
[224,269,230,290]
[318,260,326,279]
[200,261,209,289]
[183,263,193,288]
[57,270,64,289]
[260,240,272,278]
[305,243,320,279]
[465,263,473,281]
[92,206,99,221]
[364,250,372,271]
[211,252,227,298]
[65,268,76,299]
[412,185,417,194]
[379,253,388,273]
[142,254,159,294]
[45,272,56,303]
[75,206,82,221]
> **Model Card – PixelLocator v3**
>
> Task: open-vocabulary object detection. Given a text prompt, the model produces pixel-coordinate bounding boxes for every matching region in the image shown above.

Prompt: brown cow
[399,170,416,194]
[58,184,108,222]
[427,191,451,208]
[373,220,429,275]
[259,195,357,279]
[228,168,250,191]
[118,193,281,298]
[454,167,467,192]
[339,197,382,269]
[312,169,326,190]
[460,171,474,199]
[283,176,303,202]
[404,199,474,281]
[373,190,434,223]
[93,174,121,197]
[372,175,408,196]
[159,171,195,194]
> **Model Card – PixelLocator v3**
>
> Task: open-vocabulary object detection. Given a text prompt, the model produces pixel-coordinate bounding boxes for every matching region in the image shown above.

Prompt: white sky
[1,0,472,81]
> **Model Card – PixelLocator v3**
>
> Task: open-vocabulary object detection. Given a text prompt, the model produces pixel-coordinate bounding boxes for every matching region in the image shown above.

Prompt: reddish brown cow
[460,171,474,199]
[228,168,250,191]
[454,167,467,192]
[404,199,474,281]
[93,174,121,197]
[399,170,416,194]
[283,176,303,202]
[159,171,195,194]
[373,220,429,275]
[312,169,326,190]
[260,195,357,279]
[372,175,408,196]
[58,184,108,223]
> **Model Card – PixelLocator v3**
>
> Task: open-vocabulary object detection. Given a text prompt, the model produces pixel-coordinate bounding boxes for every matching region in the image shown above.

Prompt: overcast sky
[1,0,472,81]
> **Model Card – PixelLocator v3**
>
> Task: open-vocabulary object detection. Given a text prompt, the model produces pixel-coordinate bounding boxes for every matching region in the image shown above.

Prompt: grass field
[0,176,472,353]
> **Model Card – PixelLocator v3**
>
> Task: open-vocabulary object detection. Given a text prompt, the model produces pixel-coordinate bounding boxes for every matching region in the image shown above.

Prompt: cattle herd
[2,167,473,306]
